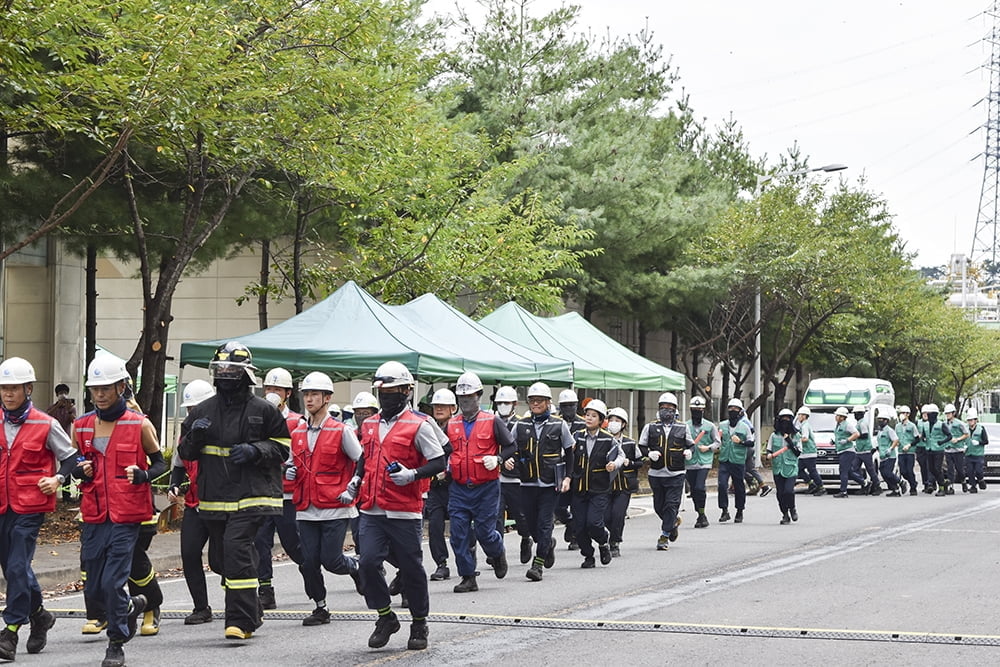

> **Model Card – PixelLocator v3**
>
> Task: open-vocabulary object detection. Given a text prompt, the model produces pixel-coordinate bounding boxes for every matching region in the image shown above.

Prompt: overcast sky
[427,1,990,268]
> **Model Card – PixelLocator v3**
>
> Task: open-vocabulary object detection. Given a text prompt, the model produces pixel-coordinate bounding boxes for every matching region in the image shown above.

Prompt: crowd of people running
[0,346,989,663]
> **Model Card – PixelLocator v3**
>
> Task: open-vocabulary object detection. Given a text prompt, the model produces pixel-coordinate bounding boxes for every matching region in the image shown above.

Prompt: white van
[802,377,896,486]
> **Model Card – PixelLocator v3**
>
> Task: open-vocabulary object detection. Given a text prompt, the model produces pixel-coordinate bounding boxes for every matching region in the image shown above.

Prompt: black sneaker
[598,544,612,565]
[368,612,400,648]
[349,566,365,595]
[125,595,147,641]
[779,515,790,525]
[543,537,556,569]
[694,514,709,528]
[492,551,508,579]
[980,481,987,490]
[387,574,403,596]
[519,536,533,564]
[656,535,669,551]
[813,487,827,496]
[184,607,213,625]
[734,510,744,524]
[567,540,579,551]
[303,606,331,626]
[258,585,276,610]
[429,564,450,581]
[526,565,543,581]
[669,517,681,542]
[580,556,596,568]
[26,606,55,654]
[790,508,798,522]
[719,510,731,523]
[910,488,918,496]
[453,575,478,593]
[759,485,772,497]
[0,627,17,661]
[407,621,428,650]
[833,492,848,498]
[886,490,901,497]
[609,543,621,558]
[101,641,125,667]
[970,486,978,494]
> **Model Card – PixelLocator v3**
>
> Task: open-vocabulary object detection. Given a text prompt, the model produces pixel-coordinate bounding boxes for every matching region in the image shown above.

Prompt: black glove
[130,468,149,484]
[229,443,259,465]
[72,460,91,481]
[190,417,212,445]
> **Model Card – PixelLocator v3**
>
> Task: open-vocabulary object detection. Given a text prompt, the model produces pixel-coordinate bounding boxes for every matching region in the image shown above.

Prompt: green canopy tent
[179,281,573,385]
[478,302,685,391]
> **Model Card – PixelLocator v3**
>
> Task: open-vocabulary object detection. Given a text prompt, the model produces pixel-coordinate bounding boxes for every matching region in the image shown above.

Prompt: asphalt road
[34,487,1000,666]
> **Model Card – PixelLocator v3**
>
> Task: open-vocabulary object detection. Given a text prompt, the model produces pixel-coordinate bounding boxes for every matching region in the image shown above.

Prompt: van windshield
[809,411,838,432]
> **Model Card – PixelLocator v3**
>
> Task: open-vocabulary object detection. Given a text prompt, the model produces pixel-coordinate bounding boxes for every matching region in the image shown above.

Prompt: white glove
[284,465,298,481]
[389,465,416,486]
[338,475,360,504]
[482,455,500,471]
[648,450,661,462]
[683,449,692,460]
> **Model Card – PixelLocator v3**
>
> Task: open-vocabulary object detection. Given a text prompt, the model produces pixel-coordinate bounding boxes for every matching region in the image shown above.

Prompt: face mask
[776,419,794,435]
[378,392,409,420]
[215,378,244,396]
[458,395,480,417]
[496,403,514,417]
[265,392,282,408]
[690,409,704,425]
[728,410,741,426]
[927,413,937,426]
[658,407,676,423]
[607,421,623,435]
[559,404,578,421]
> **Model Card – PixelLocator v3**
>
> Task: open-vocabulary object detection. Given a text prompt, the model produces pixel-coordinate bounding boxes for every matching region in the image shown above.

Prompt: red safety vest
[447,411,500,485]
[182,459,200,509]
[75,411,153,524]
[290,416,353,511]
[0,407,58,514]
[357,410,428,513]
[282,411,304,495]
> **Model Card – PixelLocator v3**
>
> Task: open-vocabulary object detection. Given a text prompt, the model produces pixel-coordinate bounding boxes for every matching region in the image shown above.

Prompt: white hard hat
[943,403,957,414]
[727,398,744,410]
[527,382,552,399]
[372,361,414,388]
[658,392,678,406]
[922,403,939,414]
[352,391,379,410]
[328,403,342,416]
[0,357,36,385]
[431,388,457,406]
[796,406,811,416]
[301,371,334,393]
[777,408,794,418]
[874,405,895,420]
[558,389,579,404]
[834,407,850,417]
[689,396,706,409]
[180,379,216,407]
[607,407,629,424]
[966,407,979,420]
[584,399,608,418]
[896,405,911,414]
[263,367,293,389]
[853,405,867,413]
[455,371,484,396]
[495,386,517,403]
[86,355,130,387]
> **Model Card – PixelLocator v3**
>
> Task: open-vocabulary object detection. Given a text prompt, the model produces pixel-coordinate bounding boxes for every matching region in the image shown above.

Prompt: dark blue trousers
[838,450,865,493]
[570,491,610,558]
[358,514,428,618]
[81,521,140,642]
[0,511,44,626]
[520,485,558,560]
[298,518,355,602]
[448,480,504,577]
[717,461,746,510]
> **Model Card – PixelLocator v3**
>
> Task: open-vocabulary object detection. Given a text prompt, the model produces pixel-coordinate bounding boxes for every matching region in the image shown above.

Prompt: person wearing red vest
[447,372,515,593]
[168,379,216,625]
[357,361,447,652]
[254,367,312,612]
[0,357,77,662]
[72,355,165,667]
[284,371,364,627]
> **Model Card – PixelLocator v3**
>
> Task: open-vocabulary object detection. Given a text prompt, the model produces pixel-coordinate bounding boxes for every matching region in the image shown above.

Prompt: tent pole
[171,366,185,458]
[629,391,635,440]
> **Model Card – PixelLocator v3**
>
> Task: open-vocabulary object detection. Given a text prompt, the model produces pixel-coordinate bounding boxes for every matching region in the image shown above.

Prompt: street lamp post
[751,163,847,437]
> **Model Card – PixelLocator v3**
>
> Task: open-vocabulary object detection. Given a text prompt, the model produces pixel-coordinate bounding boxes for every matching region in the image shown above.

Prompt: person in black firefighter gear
[178,341,290,641]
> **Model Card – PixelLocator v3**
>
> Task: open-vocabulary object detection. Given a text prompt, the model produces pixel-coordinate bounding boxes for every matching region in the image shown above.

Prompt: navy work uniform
[639,392,694,547]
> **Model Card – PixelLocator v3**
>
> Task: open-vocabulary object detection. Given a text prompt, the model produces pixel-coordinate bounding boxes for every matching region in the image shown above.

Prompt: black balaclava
[559,402,578,422]
[690,409,704,426]
[776,417,794,436]
[658,407,676,423]
[727,409,741,427]
[379,391,409,421]
[95,396,127,422]
[927,412,937,427]
[215,377,249,406]
[458,394,480,419]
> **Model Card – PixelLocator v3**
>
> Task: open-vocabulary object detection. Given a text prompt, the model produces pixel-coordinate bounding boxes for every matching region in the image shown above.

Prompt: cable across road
[45,608,1000,647]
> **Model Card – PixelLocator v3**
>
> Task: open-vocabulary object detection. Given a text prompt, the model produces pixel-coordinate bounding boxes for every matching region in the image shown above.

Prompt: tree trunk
[637,319,647,425]
[258,239,270,330]
[293,197,307,314]
[669,328,679,375]
[721,367,731,422]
